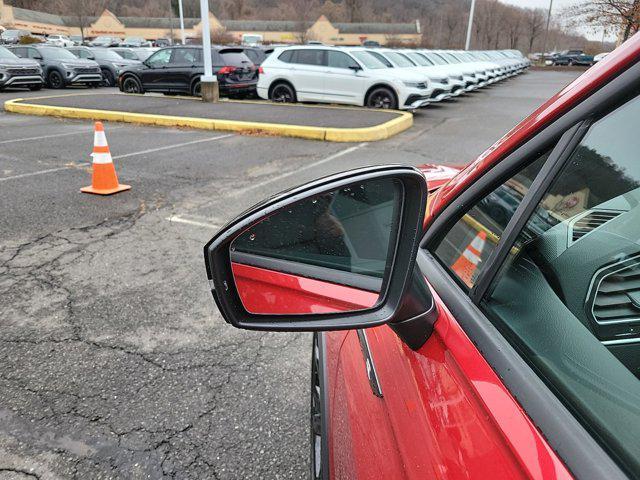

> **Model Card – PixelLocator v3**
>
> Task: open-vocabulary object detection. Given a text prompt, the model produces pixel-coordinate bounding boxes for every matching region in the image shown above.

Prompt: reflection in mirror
[230,178,403,315]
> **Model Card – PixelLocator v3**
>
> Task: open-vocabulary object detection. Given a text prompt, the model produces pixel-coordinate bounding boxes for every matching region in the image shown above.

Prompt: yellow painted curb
[4,97,413,143]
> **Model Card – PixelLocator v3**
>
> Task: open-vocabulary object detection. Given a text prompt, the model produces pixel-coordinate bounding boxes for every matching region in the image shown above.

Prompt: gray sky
[500,0,613,41]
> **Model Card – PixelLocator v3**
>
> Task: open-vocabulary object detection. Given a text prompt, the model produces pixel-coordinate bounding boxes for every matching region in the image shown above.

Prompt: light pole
[178,0,186,45]
[464,0,476,50]
[541,0,554,59]
[199,0,218,102]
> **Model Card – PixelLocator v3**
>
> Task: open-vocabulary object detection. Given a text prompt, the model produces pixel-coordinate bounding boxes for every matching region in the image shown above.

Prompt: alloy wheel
[122,77,141,94]
[48,71,63,89]
[272,84,294,103]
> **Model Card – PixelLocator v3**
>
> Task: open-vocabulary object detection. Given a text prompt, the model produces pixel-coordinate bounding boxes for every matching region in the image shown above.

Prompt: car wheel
[28,84,42,91]
[270,82,296,103]
[568,60,574,67]
[121,76,143,94]
[310,333,323,480]
[47,70,64,89]
[366,87,397,109]
[191,81,201,97]
[101,69,115,87]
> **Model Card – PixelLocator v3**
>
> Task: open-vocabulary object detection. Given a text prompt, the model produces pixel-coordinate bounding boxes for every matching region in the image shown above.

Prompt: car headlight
[61,63,76,70]
[402,80,427,89]
[0,64,11,70]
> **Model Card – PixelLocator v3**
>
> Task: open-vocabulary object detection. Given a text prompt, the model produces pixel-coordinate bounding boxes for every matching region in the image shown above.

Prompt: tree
[567,0,640,42]
[524,8,546,52]
[54,0,106,41]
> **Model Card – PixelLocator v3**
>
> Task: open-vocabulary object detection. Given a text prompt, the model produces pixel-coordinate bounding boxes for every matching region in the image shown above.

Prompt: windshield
[2,31,20,39]
[93,49,124,61]
[384,51,415,68]
[421,52,446,65]
[125,37,143,42]
[349,51,387,69]
[406,52,432,66]
[40,47,78,60]
[440,52,460,63]
[0,46,17,59]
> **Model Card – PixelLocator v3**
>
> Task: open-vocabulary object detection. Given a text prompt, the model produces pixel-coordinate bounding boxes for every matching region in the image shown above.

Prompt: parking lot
[0,70,581,479]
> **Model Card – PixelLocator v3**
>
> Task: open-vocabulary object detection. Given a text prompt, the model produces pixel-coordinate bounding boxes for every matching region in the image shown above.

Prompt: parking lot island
[4,93,413,142]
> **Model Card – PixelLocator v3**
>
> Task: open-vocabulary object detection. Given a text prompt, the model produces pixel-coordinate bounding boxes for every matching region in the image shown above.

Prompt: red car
[205,34,640,480]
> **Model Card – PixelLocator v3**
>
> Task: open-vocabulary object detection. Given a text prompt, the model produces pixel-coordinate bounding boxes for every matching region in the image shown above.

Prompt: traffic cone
[451,230,487,287]
[81,122,130,195]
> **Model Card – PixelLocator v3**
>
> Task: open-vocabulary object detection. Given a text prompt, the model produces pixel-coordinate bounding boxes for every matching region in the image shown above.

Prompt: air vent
[569,209,622,244]
[591,259,640,325]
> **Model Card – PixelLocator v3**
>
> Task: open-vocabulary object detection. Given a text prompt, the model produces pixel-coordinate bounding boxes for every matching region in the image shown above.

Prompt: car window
[220,51,252,67]
[366,50,393,67]
[27,48,41,60]
[481,95,640,476]
[278,50,293,63]
[293,49,325,66]
[327,51,359,69]
[11,47,26,58]
[433,151,550,289]
[385,51,415,68]
[147,49,172,67]
[349,51,387,69]
[171,48,198,64]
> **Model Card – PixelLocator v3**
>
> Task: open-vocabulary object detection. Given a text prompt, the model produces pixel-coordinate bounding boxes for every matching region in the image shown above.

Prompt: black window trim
[419,59,640,480]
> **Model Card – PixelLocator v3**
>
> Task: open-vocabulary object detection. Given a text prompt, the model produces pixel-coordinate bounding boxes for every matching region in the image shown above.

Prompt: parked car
[239,46,270,66]
[46,34,73,47]
[112,47,157,62]
[0,29,30,45]
[89,36,121,48]
[67,46,140,87]
[204,34,640,480]
[120,37,152,48]
[154,38,172,48]
[419,50,485,90]
[550,49,594,66]
[117,46,258,98]
[0,45,43,91]
[258,45,433,110]
[69,35,84,46]
[8,45,101,88]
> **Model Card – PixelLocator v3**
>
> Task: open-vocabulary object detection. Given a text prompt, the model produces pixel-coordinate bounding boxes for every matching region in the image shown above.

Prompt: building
[0,0,421,46]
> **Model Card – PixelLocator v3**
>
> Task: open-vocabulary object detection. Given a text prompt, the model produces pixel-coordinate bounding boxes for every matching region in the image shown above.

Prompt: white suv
[257,46,433,110]
[46,35,74,47]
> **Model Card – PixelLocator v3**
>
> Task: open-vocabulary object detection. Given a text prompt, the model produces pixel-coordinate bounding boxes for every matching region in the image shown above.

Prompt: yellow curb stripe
[4,97,413,143]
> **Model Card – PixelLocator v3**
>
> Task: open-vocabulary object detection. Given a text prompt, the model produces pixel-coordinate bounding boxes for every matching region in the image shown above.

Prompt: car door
[139,48,172,90]
[288,49,326,102]
[164,48,199,92]
[323,51,365,105]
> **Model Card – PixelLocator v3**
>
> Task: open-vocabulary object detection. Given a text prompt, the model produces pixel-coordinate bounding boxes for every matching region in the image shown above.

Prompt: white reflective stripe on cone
[470,235,485,251]
[91,152,113,164]
[463,249,481,265]
[94,130,108,147]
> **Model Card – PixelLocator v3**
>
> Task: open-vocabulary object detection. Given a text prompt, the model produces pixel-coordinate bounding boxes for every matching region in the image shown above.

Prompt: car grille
[7,68,39,75]
[416,82,429,89]
[431,77,448,84]
[75,67,99,74]
[456,75,464,80]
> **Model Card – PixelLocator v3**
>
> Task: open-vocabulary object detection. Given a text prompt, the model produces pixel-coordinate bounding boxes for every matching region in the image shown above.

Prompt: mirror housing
[349,65,362,72]
[204,165,429,333]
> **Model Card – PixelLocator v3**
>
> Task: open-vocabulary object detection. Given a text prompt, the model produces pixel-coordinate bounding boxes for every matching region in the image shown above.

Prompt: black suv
[0,45,43,91]
[9,45,102,88]
[117,46,258,98]
[67,46,141,87]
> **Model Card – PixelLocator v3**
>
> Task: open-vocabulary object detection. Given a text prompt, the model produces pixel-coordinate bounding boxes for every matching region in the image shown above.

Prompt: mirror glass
[230,178,403,315]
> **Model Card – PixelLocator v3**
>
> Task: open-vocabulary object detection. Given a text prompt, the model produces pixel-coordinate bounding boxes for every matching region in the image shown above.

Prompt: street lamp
[178,0,186,45]
[199,0,218,102]
[464,0,476,50]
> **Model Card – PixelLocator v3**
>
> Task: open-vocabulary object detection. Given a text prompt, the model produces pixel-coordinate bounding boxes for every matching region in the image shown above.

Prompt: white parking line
[0,126,125,145]
[228,142,368,198]
[166,215,221,229]
[0,134,235,183]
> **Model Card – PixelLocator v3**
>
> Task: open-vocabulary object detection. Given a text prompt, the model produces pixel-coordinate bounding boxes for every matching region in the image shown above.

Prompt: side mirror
[34,55,43,60]
[204,165,432,338]
[349,65,362,72]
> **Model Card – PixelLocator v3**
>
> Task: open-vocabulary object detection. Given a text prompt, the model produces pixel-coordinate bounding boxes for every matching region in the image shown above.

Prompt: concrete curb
[4,97,413,143]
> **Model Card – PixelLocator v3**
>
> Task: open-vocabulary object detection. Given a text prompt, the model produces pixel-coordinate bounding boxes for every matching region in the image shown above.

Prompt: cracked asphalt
[0,70,581,479]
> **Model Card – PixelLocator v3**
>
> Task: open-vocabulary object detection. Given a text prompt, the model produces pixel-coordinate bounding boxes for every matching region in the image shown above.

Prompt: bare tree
[344,0,367,22]
[504,7,524,49]
[54,0,106,41]
[567,0,640,42]
[524,8,546,53]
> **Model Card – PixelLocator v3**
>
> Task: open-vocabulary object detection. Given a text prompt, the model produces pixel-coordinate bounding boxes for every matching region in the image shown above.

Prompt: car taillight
[218,66,237,75]
[258,67,264,74]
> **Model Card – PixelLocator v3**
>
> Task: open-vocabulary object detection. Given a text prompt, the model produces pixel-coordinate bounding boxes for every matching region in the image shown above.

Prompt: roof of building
[13,7,66,26]
[222,20,312,32]
[119,17,201,29]
[334,22,418,34]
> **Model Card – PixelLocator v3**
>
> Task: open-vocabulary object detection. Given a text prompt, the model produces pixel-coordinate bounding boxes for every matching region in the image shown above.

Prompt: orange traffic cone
[81,122,131,195]
[451,230,487,287]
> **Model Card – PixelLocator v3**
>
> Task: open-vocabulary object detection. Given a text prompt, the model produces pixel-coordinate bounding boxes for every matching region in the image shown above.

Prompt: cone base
[81,184,131,195]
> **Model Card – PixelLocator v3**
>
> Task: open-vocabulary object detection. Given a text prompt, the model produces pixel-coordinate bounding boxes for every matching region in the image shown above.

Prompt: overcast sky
[500,0,613,41]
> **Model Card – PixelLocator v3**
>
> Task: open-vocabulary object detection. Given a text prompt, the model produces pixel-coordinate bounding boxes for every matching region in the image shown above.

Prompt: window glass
[385,51,415,67]
[482,95,640,476]
[407,52,433,66]
[0,46,16,59]
[348,51,387,69]
[366,50,393,67]
[172,48,198,64]
[294,49,325,66]
[221,50,252,67]
[278,50,293,63]
[93,49,123,61]
[433,152,550,288]
[327,51,358,69]
[147,49,172,66]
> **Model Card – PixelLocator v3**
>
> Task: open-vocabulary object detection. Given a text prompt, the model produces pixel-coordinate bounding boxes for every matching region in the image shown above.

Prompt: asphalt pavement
[0,70,581,479]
